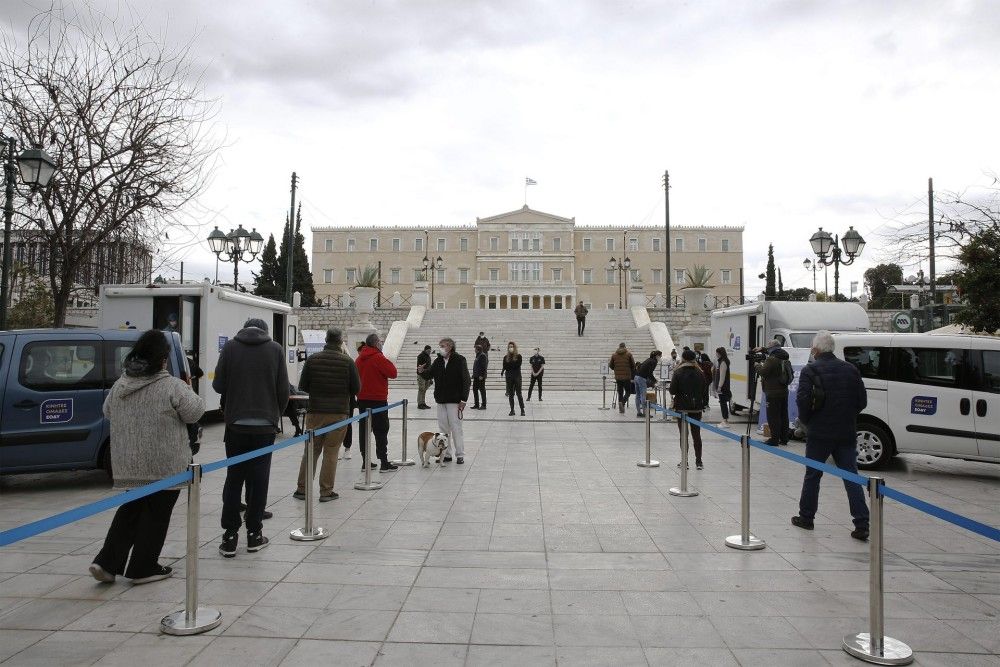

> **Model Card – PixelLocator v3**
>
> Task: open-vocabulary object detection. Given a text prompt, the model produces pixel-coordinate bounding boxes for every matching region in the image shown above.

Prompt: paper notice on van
[911,396,937,415]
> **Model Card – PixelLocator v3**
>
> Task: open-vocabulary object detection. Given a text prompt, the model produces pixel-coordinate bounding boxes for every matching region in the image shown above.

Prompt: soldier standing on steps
[527,347,545,401]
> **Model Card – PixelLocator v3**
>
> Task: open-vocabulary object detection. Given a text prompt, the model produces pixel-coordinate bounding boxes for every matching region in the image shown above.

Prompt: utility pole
[927,177,935,329]
[663,170,671,307]
[286,172,298,305]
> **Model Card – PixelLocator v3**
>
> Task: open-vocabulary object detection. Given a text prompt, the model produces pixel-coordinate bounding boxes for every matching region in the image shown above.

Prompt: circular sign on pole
[892,312,912,332]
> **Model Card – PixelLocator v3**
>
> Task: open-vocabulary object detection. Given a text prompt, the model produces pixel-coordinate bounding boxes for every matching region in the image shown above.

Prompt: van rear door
[887,337,977,458]
[0,333,107,472]
[970,346,1000,461]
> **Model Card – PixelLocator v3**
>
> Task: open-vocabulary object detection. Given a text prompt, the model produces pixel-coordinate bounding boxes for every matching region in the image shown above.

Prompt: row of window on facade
[320,266,734,285]
[322,235,732,254]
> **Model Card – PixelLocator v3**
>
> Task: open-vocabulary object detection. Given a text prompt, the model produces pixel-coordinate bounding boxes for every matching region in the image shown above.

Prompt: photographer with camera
[753,339,793,446]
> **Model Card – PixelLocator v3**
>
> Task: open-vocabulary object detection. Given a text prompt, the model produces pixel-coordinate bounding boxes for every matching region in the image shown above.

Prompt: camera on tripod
[745,349,768,363]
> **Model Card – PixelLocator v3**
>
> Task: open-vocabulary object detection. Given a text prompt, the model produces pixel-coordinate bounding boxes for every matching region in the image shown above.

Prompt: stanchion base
[391,458,415,466]
[598,407,611,411]
[842,633,914,665]
[668,487,699,497]
[636,460,660,468]
[160,607,222,635]
[725,534,766,550]
[290,526,330,541]
[354,481,384,490]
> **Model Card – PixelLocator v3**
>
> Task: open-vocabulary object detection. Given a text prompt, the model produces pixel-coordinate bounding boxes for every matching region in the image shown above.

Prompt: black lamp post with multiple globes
[1,139,57,330]
[608,254,632,309]
[808,226,865,301]
[423,254,443,309]
[207,224,263,291]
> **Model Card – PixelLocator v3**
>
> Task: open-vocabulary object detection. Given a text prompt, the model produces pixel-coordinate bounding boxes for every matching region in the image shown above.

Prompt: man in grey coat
[214,318,289,557]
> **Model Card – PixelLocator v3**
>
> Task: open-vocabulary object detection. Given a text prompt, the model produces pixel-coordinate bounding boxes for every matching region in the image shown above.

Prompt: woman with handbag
[713,347,733,427]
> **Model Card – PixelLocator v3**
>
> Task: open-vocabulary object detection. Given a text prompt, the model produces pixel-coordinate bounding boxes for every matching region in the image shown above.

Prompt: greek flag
[525,177,537,186]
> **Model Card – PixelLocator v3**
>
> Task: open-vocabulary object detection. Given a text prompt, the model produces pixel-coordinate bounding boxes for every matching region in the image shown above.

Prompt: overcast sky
[7,0,999,296]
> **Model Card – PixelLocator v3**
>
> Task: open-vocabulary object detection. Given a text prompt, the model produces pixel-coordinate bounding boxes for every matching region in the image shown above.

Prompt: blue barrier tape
[882,486,1000,543]
[745,436,869,487]
[685,415,742,442]
[0,402,408,548]
[0,469,192,547]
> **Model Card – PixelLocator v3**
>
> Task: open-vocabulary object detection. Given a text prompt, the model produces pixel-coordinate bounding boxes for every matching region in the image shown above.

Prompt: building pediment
[477,205,575,226]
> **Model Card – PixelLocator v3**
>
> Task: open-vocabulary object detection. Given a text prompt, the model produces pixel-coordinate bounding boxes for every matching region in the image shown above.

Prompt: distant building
[311,206,744,310]
[1,229,152,308]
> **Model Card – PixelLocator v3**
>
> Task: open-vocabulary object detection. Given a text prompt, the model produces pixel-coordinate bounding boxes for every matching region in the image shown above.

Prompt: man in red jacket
[355,332,399,471]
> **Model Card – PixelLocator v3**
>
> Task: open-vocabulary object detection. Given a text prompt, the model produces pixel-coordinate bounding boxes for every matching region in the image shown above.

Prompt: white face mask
[508,347,514,352]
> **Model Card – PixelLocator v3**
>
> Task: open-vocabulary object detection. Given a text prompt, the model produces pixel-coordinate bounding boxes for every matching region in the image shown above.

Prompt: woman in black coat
[501,341,525,416]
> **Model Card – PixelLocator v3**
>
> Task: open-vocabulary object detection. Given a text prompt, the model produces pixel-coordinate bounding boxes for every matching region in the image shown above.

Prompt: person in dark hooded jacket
[669,349,707,469]
[755,339,791,445]
[213,318,289,557]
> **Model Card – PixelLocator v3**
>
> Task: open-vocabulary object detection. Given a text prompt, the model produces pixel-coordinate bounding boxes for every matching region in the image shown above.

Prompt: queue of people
[89,321,870,584]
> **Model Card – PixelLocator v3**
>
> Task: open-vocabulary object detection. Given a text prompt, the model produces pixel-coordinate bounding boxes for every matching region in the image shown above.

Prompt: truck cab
[0,329,188,476]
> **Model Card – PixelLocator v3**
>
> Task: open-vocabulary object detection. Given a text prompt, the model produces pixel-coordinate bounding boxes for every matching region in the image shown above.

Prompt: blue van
[0,329,189,476]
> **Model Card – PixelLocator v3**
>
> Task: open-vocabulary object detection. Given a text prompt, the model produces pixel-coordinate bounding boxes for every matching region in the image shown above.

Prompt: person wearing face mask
[712,347,732,427]
[501,341,525,416]
[355,332,399,471]
[427,338,471,463]
[527,347,545,401]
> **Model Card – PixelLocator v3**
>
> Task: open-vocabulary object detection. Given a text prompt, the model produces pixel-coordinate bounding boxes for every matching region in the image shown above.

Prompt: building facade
[1,229,153,308]
[311,206,744,309]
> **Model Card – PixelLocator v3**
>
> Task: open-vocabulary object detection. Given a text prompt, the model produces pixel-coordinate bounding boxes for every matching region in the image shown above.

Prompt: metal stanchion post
[161,464,222,635]
[669,414,698,497]
[354,408,383,491]
[843,476,913,665]
[661,385,670,421]
[291,430,329,541]
[392,399,414,466]
[599,375,610,410]
[725,435,766,550]
[637,391,659,467]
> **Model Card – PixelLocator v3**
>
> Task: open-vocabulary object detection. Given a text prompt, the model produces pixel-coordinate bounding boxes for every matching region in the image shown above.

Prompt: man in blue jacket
[792,331,870,541]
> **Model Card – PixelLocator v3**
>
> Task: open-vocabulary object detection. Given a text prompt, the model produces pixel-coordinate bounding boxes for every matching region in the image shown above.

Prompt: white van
[830,332,999,469]
[711,301,870,412]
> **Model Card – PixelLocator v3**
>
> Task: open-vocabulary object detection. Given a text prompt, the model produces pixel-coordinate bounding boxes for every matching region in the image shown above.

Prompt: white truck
[99,282,301,412]
[711,301,871,413]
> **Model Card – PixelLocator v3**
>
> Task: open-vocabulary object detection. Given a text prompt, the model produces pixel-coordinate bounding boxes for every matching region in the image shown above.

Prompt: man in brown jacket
[293,328,360,501]
[609,342,636,414]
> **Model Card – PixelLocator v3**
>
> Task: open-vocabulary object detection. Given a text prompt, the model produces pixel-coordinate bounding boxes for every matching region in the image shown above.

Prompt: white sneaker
[722,420,731,428]
[344,450,352,460]
[89,563,115,583]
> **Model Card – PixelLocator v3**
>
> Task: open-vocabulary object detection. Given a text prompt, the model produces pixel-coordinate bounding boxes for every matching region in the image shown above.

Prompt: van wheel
[856,423,892,469]
[100,443,113,479]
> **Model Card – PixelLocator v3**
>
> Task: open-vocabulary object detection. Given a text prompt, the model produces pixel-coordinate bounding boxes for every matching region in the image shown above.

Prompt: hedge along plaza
[645,402,1000,665]
[0,401,407,636]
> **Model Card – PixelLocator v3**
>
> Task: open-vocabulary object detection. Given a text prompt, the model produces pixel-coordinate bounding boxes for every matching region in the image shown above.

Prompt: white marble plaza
[0,390,997,666]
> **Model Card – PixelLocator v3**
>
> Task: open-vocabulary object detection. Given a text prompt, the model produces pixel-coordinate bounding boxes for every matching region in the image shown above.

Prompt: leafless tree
[879,175,1000,272]
[1,6,219,325]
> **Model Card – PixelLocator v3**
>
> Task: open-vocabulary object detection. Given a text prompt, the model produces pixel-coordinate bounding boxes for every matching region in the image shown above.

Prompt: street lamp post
[809,226,865,301]
[803,258,818,294]
[423,255,443,308]
[1,138,57,330]
[207,225,263,292]
[608,254,632,309]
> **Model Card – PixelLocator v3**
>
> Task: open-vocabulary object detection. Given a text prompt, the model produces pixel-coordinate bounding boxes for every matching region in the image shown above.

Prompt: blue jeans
[798,438,869,529]
[634,377,647,414]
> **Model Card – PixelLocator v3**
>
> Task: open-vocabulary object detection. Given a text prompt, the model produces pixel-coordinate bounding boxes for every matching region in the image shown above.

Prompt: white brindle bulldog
[416,431,450,467]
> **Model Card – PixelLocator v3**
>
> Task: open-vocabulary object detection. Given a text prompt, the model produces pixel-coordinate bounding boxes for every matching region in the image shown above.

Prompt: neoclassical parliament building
[311,206,744,310]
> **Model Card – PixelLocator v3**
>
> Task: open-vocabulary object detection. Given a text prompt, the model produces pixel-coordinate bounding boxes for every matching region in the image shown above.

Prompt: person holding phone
[427,337,471,464]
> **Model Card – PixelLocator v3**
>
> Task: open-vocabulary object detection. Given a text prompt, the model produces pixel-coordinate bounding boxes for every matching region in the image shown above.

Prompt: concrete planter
[353,286,378,314]
[681,286,711,315]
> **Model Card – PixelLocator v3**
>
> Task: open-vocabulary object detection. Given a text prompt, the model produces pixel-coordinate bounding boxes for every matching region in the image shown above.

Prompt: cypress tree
[252,234,280,299]
[765,244,777,298]
[778,267,784,300]
[275,205,317,306]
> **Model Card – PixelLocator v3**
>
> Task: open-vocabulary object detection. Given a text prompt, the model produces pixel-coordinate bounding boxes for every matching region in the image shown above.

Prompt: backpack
[780,359,795,385]
[807,366,825,411]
